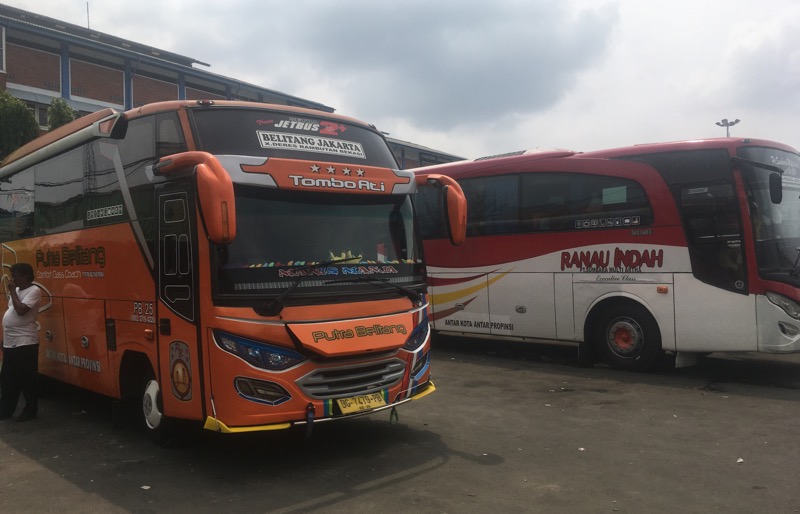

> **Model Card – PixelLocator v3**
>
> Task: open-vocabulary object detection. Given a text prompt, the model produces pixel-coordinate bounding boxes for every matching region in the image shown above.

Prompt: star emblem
[356,169,365,177]
[310,164,320,173]
[342,167,352,176]
[327,166,336,174]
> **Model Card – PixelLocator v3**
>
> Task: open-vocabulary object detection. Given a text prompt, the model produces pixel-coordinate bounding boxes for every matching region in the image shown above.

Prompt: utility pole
[715,118,740,137]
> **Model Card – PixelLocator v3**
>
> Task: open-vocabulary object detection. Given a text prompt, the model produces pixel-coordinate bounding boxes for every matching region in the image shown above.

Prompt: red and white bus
[415,138,800,371]
[0,100,466,442]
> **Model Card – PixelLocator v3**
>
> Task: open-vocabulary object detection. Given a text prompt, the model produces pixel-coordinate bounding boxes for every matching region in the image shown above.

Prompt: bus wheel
[141,371,175,446]
[593,303,662,372]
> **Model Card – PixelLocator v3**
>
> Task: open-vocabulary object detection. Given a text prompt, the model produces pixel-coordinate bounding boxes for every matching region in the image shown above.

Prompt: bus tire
[141,369,176,447]
[592,302,662,372]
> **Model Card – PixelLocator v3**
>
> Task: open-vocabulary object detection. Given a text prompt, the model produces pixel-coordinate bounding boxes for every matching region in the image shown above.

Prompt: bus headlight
[214,330,306,370]
[766,292,800,320]
[403,321,430,352]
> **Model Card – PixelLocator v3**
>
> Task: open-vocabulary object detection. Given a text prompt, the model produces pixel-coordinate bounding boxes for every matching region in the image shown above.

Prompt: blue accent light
[403,308,430,352]
[214,330,306,371]
[402,319,429,351]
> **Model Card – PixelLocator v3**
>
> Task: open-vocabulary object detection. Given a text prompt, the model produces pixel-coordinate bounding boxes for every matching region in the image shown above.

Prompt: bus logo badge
[169,341,192,401]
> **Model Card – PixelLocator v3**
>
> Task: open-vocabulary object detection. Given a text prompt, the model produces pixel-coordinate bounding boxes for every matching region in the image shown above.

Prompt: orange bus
[0,100,466,442]
[415,139,800,371]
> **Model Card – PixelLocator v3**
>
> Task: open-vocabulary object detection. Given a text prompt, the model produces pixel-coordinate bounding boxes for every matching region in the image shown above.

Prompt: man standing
[0,263,42,422]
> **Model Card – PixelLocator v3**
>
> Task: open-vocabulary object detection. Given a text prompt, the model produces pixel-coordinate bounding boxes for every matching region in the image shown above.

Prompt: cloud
[256,1,619,130]
[725,18,800,112]
[11,0,800,158]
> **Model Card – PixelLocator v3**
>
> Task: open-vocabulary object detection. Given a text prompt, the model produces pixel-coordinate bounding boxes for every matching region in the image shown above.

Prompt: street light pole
[715,118,740,137]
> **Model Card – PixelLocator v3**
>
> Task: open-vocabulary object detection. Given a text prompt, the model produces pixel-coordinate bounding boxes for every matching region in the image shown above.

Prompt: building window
[37,107,48,128]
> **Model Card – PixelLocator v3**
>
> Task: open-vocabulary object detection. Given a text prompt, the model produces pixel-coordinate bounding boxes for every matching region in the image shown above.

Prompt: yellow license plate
[337,392,387,414]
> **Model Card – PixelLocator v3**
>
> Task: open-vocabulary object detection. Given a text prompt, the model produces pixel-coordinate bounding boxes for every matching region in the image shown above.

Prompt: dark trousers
[0,344,39,417]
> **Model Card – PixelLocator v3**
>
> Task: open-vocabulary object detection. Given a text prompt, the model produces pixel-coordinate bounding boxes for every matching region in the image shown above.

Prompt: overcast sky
[8,0,800,159]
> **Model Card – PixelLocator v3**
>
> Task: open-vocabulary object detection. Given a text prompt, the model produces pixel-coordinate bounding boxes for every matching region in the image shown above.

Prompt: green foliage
[47,97,76,131]
[0,90,39,162]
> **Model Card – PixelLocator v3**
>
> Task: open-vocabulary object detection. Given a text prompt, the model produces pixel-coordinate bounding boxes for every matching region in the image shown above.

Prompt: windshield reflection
[213,186,424,301]
[741,147,800,283]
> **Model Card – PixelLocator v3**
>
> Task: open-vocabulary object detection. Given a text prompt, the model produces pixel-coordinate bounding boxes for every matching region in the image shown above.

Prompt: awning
[5,87,115,113]
[5,87,56,105]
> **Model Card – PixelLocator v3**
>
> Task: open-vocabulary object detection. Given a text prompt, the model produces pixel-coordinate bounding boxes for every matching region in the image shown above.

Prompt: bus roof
[415,138,799,180]
[1,100,381,170]
[580,137,799,159]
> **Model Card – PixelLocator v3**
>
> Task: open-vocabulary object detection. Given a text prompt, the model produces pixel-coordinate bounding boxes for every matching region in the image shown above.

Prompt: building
[0,3,462,168]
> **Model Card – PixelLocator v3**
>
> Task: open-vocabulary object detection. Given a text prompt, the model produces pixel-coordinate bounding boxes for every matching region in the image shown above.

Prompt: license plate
[336,392,387,414]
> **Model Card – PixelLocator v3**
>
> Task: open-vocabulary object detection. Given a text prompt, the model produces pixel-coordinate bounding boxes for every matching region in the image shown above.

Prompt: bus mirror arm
[155,151,237,244]
[416,174,467,246]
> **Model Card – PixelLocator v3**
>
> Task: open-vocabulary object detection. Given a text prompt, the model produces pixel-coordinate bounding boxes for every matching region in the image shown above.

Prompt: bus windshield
[740,146,800,283]
[213,186,424,303]
[190,107,398,168]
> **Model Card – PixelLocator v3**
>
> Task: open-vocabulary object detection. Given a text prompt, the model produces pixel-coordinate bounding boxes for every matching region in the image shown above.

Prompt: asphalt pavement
[1,338,799,513]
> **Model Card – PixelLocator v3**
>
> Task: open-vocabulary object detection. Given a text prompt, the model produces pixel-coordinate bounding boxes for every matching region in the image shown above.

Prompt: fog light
[235,377,290,405]
[778,322,799,337]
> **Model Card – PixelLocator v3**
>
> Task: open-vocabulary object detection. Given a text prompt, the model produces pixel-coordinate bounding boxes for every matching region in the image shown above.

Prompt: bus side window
[155,112,187,159]
[34,145,86,235]
[413,184,449,240]
[521,173,653,232]
[0,168,34,240]
[462,175,519,236]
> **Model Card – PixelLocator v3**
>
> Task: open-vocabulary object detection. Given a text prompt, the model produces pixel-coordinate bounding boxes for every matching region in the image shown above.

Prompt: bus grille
[297,359,406,399]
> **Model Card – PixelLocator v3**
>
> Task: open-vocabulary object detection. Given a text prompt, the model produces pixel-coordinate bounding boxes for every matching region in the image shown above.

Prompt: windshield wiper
[255,257,350,317]
[324,276,424,307]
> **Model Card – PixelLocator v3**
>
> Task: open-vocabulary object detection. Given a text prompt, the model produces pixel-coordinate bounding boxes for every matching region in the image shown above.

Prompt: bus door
[156,185,203,419]
[488,271,557,339]
[673,182,756,351]
[63,297,113,394]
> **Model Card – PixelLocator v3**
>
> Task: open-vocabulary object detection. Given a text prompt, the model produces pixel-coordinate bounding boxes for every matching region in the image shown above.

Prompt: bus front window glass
[213,187,423,301]
[740,147,800,283]
[191,108,398,169]
[680,183,745,291]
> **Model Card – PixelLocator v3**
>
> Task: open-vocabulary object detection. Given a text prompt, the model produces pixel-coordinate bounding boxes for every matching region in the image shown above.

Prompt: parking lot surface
[1,338,799,513]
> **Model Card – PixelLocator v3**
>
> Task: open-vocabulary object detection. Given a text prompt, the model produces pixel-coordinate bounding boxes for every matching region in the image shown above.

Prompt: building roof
[0,3,205,68]
[0,3,334,112]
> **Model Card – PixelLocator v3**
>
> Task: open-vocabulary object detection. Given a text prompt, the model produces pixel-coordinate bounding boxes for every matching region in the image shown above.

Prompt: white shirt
[3,285,41,348]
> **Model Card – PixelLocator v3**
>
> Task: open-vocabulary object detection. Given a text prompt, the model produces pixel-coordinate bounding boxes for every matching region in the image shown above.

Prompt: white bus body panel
[673,273,756,351]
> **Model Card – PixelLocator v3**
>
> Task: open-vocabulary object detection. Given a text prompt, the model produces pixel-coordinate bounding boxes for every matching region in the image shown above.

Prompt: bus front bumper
[202,380,436,434]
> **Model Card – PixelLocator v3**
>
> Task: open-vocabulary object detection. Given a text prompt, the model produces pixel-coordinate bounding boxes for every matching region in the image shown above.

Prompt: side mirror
[769,172,783,204]
[154,151,236,243]
[416,173,467,246]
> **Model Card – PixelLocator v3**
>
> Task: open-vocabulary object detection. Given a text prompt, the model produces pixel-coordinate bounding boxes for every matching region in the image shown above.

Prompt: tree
[0,90,39,162]
[47,97,76,131]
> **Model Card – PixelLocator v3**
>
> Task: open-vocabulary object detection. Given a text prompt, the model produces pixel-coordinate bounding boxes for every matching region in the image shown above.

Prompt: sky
[7,0,800,160]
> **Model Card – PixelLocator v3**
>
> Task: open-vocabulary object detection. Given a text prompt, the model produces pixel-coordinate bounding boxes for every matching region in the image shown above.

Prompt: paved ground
[1,338,799,513]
